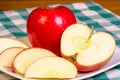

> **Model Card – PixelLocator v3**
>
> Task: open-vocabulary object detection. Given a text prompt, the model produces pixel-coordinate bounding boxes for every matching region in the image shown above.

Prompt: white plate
[0,37,120,80]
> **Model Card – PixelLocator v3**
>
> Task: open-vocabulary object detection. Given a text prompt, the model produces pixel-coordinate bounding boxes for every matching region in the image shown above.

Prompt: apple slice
[0,47,25,68]
[61,23,116,72]
[25,57,77,78]
[0,38,28,54]
[12,48,56,74]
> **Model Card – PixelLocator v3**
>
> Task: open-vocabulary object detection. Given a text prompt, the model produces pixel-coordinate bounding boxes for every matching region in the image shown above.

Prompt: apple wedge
[0,38,28,54]
[25,57,77,78]
[12,48,56,74]
[61,23,116,72]
[0,47,25,67]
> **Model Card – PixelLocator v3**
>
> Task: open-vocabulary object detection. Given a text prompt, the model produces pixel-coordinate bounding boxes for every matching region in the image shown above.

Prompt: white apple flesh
[0,47,25,67]
[12,48,56,74]
[0,38,28,54]
[25,57,77,78]
[27,78,64,80]
[61,23,116,72]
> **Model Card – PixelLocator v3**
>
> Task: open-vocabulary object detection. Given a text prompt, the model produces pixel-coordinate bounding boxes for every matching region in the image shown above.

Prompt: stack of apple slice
[12,48,57,74]
[11,47,77,78]
[0,38,78,79]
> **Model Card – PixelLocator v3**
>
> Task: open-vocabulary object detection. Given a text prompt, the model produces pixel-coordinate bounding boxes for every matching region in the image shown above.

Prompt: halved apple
[25,57,77,78]
[12,48,56,74]
[0,38,28,54]
[0,47,25,67]
[61,23,116,72]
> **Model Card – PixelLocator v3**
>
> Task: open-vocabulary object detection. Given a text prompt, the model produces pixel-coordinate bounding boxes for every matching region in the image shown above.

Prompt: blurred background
[0,0,120,15]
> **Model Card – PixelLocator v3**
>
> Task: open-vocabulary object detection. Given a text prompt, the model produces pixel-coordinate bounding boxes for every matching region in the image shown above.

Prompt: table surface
[0,0,120,15]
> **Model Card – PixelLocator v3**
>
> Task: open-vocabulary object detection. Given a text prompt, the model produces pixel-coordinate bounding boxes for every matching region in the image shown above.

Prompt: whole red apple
[27,6,76,56]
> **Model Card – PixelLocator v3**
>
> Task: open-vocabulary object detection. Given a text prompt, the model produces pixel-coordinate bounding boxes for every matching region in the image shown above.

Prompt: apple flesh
[27,6,77,56]
[27,78,64,80]
[0,47,25,68]
[0,38,28,54]
[25,57,77,78]
[61,23,116,72]
[12,48,56,74]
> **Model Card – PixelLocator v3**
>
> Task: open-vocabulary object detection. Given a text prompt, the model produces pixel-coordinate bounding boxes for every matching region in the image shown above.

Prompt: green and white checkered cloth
[0,1,120,80]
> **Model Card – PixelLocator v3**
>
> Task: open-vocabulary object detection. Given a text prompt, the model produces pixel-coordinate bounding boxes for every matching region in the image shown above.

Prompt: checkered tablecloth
[0,1,120,80]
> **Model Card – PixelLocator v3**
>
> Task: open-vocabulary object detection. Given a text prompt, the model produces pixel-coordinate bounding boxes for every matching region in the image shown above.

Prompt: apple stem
[70,53,77,61]
[70,26,94,61]
[86,26,94,43]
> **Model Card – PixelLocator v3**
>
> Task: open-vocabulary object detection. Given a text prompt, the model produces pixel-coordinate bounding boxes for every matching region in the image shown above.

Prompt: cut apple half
[61,23,116,72]
[0,47,25,68]
[12,48,56,74]
[25,57,77,78]
[0,38,28,54]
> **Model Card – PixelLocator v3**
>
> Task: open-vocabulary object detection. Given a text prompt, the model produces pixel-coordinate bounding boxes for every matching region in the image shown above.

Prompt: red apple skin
[11,63,17,73]
[62,53,114,72]
[27,6,77,56]
[11,63,22,74]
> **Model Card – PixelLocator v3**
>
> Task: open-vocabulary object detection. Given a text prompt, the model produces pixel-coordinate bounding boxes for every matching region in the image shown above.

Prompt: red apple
[27,6,76,56]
